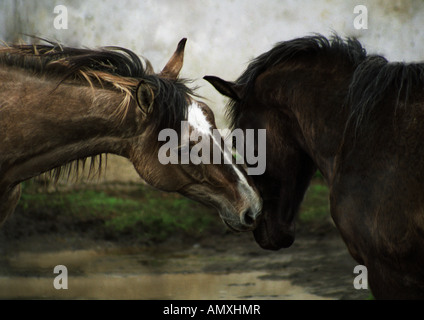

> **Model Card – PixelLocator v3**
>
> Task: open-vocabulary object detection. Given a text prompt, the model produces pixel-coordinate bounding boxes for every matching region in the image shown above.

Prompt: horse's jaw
[253,212,295,250]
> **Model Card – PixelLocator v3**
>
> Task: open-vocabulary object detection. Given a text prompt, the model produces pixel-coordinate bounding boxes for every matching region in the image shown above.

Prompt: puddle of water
[0,272,328,300]
[0,249,330,300]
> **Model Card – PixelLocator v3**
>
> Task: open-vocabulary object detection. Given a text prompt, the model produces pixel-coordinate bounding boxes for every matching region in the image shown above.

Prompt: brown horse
[205,35,424,299]
[0,38,262,233]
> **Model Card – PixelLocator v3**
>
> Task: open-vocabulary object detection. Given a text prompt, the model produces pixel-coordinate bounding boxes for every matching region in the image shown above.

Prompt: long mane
[0,40,150,91]
[0,39,194,182]
[227,34,424,135]
[0,39,194,131]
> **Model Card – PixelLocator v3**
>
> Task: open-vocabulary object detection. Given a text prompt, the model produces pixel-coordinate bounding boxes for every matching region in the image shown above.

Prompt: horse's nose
[240,208,260,228]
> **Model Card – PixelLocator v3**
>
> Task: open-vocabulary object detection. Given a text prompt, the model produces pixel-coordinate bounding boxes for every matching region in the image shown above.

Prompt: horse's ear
[135,80,154,115]
[160,38,187,79]
[203,75,242,101]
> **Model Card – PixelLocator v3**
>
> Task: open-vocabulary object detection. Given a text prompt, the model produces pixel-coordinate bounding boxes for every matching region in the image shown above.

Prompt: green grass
[17,182,218,242]
[298,181,330,224]
[16,176,331,243]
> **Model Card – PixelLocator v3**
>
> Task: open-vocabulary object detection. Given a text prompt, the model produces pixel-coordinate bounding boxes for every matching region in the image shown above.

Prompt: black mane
[227,34,424,133]
[346,56,424,133]
[227,35,367,128]
[235,35,366,89]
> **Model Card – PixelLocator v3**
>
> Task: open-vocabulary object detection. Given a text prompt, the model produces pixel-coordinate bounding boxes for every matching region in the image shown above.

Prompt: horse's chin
[253,218,295,250]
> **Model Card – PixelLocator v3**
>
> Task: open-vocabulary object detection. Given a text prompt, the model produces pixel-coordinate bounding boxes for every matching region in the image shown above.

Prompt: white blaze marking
[188,102,212,135]
[187,101,261,211]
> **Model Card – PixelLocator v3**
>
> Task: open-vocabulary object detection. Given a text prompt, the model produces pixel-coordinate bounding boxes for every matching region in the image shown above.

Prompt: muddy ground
[0,158,370,300]
[0,204,369,300]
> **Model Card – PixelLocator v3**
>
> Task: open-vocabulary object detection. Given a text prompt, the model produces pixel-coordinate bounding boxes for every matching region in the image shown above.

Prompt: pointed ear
[160,38,187,79]
[135,80,154,115]
[203,75,243,101]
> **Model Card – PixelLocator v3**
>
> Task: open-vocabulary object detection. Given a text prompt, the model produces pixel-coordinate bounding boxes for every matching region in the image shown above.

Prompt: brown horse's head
[128,40,262,232]
[0,39,262,231]
[204,75,316,249]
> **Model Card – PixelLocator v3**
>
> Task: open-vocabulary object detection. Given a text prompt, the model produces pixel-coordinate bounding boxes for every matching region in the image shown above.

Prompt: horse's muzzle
[253,219,295,250]
[221,207,261,232]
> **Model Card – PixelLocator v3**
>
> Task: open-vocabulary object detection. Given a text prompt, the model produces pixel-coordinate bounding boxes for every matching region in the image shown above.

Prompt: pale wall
[1,0,423,182]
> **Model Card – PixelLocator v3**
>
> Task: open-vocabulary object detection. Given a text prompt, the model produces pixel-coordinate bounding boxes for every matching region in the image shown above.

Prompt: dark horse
[205,35,424,299]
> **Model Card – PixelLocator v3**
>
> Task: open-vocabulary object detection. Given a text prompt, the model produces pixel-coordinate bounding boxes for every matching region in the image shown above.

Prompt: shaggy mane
[0,38,195,183]
[227,34,424,136]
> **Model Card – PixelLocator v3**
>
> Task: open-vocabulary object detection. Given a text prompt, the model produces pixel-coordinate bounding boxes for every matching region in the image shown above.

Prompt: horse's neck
[0,69,141,187]
[286,66,352,182]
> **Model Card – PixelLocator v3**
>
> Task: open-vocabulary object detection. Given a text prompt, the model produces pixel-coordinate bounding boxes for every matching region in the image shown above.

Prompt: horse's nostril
[242,208,256,227]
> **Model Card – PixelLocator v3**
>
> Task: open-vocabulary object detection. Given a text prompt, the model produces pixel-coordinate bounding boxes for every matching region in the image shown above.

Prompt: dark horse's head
[204,36,373,250]
[203,38,350,249]
[204,74,316,249]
